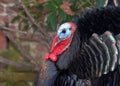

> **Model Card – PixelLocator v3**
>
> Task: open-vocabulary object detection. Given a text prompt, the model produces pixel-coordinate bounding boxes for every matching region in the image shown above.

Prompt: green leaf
[47,12,58,30]
[23,0,30,6]
[70,0,76,2]
[54,0,63,5]
[82,2,91,8]
[44,0,62,11]
[59,9,67,21]
[36,5,43,11]
[66,15,74,21]
[95,0,105,7]
[46,22,51,30]
[44,2,55,11]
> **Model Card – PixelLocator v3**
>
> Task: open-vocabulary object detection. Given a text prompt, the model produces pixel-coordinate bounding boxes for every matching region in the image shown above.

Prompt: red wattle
[49,54,57,62]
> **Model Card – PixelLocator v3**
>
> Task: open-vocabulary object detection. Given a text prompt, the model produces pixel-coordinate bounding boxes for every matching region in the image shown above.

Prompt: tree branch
[19,1,46,34]
[0,72,36,82]
[4,31,33,61]
[19,0,51,49]
[0,25,27,34]
[0,56,35,72]
[0,25,50,50]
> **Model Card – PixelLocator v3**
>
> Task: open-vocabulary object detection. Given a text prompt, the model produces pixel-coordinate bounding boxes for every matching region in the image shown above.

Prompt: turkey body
[35,6,120,86]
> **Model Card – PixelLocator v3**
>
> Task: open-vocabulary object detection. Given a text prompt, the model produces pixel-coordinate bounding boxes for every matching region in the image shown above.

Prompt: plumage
[34,1,120,86]
[55,5,120,77]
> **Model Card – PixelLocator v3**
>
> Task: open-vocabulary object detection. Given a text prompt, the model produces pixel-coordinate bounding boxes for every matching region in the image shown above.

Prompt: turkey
[34,0,120,86]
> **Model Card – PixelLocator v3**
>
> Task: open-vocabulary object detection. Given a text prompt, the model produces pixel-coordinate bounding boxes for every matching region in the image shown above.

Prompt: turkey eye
[69,28,71,30]
[62,29,66,33]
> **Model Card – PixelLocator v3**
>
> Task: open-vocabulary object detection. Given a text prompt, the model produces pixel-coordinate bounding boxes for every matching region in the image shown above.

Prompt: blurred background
[0,0,114,86]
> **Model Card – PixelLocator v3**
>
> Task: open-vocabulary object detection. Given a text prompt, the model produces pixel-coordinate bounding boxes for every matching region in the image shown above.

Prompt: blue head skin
[57,23,72,39]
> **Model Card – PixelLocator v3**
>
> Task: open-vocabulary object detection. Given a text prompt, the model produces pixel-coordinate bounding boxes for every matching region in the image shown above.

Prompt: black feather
[55,6,120,86]
[35,6,120,86]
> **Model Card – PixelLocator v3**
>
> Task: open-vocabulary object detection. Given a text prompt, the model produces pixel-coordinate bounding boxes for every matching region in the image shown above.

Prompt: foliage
[95,0,105,7]
[2,0,106,86]
[13,0,105,31]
